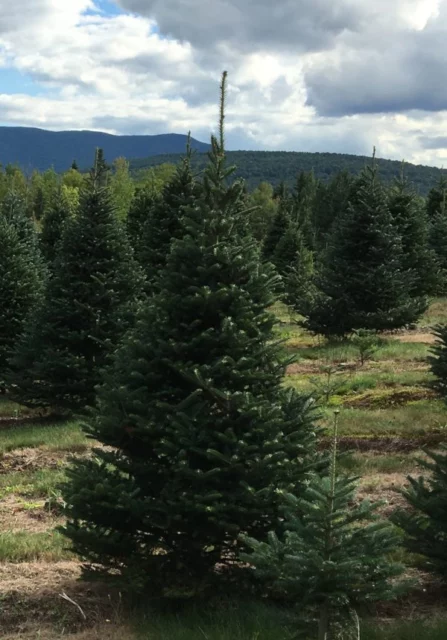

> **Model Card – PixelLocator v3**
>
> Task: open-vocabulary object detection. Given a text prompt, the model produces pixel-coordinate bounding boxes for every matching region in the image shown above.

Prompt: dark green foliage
[8,164,143,413]
[241,421,405,638]
[292,171,317,249]
[61,83,318,591]
[305,165,426,336]
[314,170,354,248]
[388,177,438,298]
[272,222,301,276]
[0,217,42,388]
[1,191,47,291]
[428,325,447,396]
[429,204,447,294]
[126,186,157,264]
[130,150,443,195]
[71,160,79,171]
[262,205,290,262]
[426,175,447,220]
[393,447,447,580]
[137,145,200,289]
[40,191,71,264]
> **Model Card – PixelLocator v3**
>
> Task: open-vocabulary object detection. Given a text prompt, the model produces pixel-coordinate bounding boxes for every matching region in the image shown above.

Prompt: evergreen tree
[272,222,301,276]
[1,191,47,290]
[428,325,447,396]
[137,140,200,289]
[314,170,354,249]
[71,160,79,171]
[426,175,447,221]
[388,176,438,298]
[0,217,42,389]
[126,186,157,264]
[242,415,405,639]
[40,190,71,265]
[60,73,318,591]
[262,204,290,262]
[292,170,317,249]
[393,447,447,580]
[429,200,447,294]
[305,165,425,336]
[8,158,143,413]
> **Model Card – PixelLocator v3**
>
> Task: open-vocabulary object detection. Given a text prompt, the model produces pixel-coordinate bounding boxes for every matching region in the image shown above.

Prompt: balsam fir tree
[429,196,447,294]
[305,164,425,336]
[393,447,447,580]
[262,203,291,263]
[426,175,447,221]
[137,138,200,290]
[241,413,406,640]
[428,325,447,396]
[40,189,72,265]
[0,216,42,390]
[60,73,318,592]
[8,152,143,413]
[388,175,437,298]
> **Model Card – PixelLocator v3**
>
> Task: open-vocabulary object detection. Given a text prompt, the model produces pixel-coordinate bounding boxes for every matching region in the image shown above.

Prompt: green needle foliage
[428,325,447,396]
[60,73,318,593]
[393,447,447,580]
[304,164,425,336]
[40,189,72,265]
[0,216,42,389]
[241,414,406,639]
[8,152,143,414]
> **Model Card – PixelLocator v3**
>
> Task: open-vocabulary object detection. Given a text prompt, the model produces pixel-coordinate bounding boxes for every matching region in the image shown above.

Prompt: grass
[339,451,423,474]
[0,420,89,453]
[0,467,67,497]
[418,297,447,327]
[321,399,447,437]
[0,530,72,562]
[363,619,447,640]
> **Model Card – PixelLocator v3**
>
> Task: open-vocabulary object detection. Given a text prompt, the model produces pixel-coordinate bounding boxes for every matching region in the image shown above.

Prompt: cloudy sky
[0,0,446,165]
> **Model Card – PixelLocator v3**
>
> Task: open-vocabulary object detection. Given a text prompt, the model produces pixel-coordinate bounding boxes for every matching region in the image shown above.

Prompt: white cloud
[0,0,446,167]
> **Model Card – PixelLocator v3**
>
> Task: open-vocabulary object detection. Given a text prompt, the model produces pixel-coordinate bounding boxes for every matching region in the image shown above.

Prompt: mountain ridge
[0,126,210,172]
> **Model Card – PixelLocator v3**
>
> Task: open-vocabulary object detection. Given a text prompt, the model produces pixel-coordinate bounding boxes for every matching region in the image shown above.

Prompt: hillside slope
[130,150,444,194]
[0,127,210,172]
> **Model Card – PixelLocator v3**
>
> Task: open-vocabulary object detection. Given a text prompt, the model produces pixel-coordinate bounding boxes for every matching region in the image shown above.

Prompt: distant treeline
[129,150,444,195]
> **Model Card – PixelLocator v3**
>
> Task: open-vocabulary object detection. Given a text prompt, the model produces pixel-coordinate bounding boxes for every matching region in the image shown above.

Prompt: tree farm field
[2,300,447,639]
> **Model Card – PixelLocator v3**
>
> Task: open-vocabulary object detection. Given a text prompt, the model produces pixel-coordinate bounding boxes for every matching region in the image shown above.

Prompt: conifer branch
[219,71,228,154]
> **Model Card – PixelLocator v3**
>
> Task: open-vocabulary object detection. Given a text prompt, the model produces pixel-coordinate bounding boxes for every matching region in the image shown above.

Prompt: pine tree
[429,198,447,294]
[426,175,447,221]
[40,190,72,265]
[393,447,447,580]
[137,139,200,289]
[8,157,143,413]
[60,73,318,592]
[71,160,79,171]
[126,186,157,264]
[241,414,406,639]
[388,176,438,298]
[0,217,42,389]
[262,204,290,262]
[1,191,47,291]
[314,170,354,249]
[292,170,317,249]
[428,325,447,396]
[305,165,425,336]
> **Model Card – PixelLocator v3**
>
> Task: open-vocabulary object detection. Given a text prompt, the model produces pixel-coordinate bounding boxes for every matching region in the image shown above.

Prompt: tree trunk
[318,601,329,640]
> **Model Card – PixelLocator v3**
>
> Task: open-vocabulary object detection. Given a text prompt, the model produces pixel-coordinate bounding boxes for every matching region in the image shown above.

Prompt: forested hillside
[0,127,210,172]
[130,149,444,194]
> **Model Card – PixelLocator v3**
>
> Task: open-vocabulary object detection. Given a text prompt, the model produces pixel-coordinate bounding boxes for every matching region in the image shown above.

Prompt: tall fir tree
[60,73,318,591]
[314,170,354,249]
[136,139,200,289]
[0,216,42,390]
[388,176,438,298]
[429,197,447,294]
[426,175,447,221]
[40,189,72,265]
[292,170,317,250]
[262,202,290,263]
[126,186,158,264]
[304,165,425,336]
[8,156,143,413]
[1,191,47,291]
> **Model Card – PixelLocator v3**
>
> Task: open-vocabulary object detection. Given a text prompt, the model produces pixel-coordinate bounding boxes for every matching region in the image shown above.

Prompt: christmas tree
[393,447,447,579]
[8,153,143,413]
[388,175,438,298]
[242,414,406,639]
[60,73,318,592]
[40,189,72,265]
[305,164,425,336]
[0,216,42,390]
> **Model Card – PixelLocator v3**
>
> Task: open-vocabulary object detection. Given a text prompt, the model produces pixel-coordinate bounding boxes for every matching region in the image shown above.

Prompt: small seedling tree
[241,413,406,639]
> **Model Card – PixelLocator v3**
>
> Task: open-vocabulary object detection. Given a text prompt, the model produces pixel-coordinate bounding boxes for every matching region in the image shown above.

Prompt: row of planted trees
[2,76,447,637]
